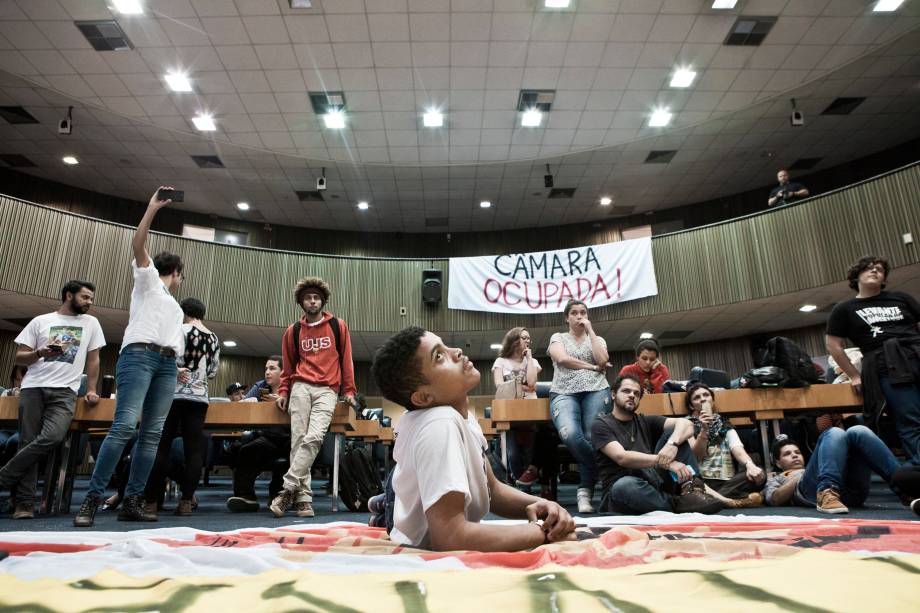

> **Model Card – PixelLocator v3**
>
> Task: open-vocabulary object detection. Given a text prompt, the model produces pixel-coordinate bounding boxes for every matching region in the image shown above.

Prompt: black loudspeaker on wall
[422,269,442,304]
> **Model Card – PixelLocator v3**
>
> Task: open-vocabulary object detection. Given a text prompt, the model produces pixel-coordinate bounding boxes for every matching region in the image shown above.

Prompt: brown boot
[174,499,193,516]
[729,492,764,509]
[294,501,315,518]
[12,501,34,519]
[144,500,158,517]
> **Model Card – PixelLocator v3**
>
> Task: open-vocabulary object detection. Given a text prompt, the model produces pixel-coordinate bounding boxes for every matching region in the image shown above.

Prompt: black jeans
[232,432,291,500]
[144,399,208,502]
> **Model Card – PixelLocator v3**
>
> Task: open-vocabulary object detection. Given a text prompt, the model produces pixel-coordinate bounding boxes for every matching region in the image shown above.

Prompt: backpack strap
[288,321,301,371]
[329,317,345,391]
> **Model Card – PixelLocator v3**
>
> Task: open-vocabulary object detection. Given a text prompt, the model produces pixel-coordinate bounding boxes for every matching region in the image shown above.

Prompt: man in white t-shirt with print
[75,187,185,527]
[0,280,105,519]
[371,326,575,551]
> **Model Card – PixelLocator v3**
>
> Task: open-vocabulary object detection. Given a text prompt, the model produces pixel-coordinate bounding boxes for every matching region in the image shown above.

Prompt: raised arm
[132,187,174,268]
[826,334,860,391]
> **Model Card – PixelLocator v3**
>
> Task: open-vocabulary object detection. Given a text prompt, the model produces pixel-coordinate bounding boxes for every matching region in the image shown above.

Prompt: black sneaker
[227,496,260,513]
[673,489,724,515]
[74,495,102,527]
[118,494,158,522]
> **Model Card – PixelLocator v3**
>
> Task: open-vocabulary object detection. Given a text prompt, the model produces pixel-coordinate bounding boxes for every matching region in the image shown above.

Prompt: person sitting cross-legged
[592,375,723,515]
[764,428,903,514]
[372,326,576,551]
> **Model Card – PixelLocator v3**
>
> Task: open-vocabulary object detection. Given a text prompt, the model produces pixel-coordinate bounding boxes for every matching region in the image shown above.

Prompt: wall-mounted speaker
[422,269,442,304]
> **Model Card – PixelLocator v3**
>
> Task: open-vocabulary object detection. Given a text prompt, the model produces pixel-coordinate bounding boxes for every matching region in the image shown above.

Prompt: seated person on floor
[226,382,247,402]
[226,355,291,512]
[618,339,670,395]
[764,427,903,514]
[686,383,765,507]
[592,375,724,515]
[372,326,576,551]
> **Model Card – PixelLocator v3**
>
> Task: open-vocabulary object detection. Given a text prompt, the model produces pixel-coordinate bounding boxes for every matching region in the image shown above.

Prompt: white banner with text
[448,238,658,314]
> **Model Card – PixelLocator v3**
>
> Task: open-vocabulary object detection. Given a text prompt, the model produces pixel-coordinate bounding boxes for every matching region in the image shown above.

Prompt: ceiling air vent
[309,92,346,115]
[425,217,449,227]
[517,90,555,112]
[75,20,134,52]
[645,150,677,164]
[0,106,39,124]
[724,16,777,46]
[295,190,325,202]
[547,187,576,199]
[788,157,821,171]
[821,97,866,115]
[0,154,37,167]
[657,330,694,341]
[191,155,224,169]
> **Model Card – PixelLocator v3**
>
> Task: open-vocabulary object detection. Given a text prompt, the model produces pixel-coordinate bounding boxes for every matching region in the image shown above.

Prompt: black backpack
[756,336,821,388]
[738,366,788,388]
[338,444,383,512]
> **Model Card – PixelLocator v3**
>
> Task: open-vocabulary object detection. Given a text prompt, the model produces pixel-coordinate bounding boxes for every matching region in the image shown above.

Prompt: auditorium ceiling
[0,0,918,233]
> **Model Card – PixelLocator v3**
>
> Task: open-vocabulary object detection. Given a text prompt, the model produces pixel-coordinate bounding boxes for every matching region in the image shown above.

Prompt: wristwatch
[668,441,679,447]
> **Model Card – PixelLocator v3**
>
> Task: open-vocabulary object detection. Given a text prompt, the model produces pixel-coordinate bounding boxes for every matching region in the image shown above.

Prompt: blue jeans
[87,346,177,498]
[879,374,920,465]
[550,388,611,489]
[797,426,901,506]
[603,428,703,514]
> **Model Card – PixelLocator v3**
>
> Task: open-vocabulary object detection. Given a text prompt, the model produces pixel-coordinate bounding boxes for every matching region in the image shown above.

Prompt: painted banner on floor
[448,237,657,314]
[1,518,918,611]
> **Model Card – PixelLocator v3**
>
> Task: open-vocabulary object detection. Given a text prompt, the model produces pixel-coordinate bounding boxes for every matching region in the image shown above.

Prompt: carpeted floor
[0,474,914,532]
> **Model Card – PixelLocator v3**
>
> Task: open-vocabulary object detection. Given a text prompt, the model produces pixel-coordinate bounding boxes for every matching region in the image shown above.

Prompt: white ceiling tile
[200,16,249,44]
[600,42,644,67]
[216,45,262,70]
[488,41,528,67]
[410,42,449,66]
[286,16,330,43]
[326,14,370,42]
[265,69,306,93]
[609,14,656,43]
[451,42,489,67]
[368,13,409,41]
[332,42,373,67]
[373,42,411,67]
[563,42,605,67]
[451,12,491,41]
[255,45,299,70]
[293,43,337,68]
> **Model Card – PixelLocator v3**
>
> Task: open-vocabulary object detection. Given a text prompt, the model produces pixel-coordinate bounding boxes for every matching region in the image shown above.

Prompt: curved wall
[1,163,917,336]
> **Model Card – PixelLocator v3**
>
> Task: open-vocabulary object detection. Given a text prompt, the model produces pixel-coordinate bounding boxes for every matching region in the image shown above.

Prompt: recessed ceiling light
[222,340,237,347]
[799,304,818,312]
[521,108,543,127]
[544,0,571,7]
[490,343,502,350]
[423,109,443,127]
[357,201,369,210]
[711,0,737,8]
[639,332,654,339]
[599,196,612,206]
[873,0,905,11]
[670,67,697,88]
[164,71,192,93]
[62,156,78,165]
[648,108,672,127]
[112,0,144,14]
[236,202,249,211]
[479,200,492,209]
[323,109,346,129]
[192,113,216,131]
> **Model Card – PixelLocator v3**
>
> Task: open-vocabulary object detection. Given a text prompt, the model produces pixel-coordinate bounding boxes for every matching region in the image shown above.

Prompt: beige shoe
[576,487,595,514]
[12,501,34,519]
[174,499,193,516]
[817,488,848,514]
[294,501,315,518]
[269,489,296,518]
[144,501,158,517]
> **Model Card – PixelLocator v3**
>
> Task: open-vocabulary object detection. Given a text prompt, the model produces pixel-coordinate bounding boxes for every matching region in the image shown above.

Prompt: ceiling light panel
[323,110,346,129]
[648,108,672,127]
[164,71,192,93]
[423,109,443,127]
[62,156,78,165]
[520,109,542,127]
[711,0,737,8]
[112,0,144,14]
[670,68,697,88]
[873,0,905,11]
[192,114,216,131]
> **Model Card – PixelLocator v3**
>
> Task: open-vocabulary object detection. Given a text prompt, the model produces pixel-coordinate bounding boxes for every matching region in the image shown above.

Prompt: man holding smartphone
[75,187,185,527]
[0,280,105,519]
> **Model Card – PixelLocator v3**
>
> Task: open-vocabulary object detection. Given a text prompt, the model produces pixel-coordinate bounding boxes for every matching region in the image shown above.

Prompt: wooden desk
[0,396,18,427]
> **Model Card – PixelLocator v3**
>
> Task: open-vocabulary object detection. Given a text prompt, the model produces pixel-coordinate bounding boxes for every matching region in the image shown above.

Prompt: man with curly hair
[826,255,920,465]
[269,276,356,518]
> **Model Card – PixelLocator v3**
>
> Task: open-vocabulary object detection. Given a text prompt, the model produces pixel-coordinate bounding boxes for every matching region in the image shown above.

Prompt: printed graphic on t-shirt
[46,325,83,364]
[302,336,332,353]
[855,306,905,338]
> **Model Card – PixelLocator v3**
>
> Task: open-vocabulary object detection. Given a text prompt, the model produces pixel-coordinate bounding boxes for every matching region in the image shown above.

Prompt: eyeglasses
[864,265,885,274]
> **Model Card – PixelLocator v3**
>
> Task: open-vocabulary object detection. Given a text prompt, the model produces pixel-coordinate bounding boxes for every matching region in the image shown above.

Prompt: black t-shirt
[592,413,666,490]
[826,290,920,353]
[769,182,805,205]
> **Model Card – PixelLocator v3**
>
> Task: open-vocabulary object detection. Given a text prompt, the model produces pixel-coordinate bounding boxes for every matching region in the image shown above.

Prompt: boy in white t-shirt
[372,326,575,551]
[0,280,105,519]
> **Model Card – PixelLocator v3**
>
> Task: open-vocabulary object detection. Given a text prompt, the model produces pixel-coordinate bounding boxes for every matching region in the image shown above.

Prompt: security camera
[58,118,72,135]
[790,110,804,127]
[316,176,326,190]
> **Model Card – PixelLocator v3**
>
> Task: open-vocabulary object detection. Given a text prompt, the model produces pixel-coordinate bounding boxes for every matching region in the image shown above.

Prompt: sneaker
[74,495,102,527]
[118,494,158,522]
[911,499,920,517]
[294,501,315,518]
[174,499,193,516]
[367,493,386,515]
[269,489,296,518]
[728,492,764,509]
[227,496,260,513]
[144,501,158,517]
[816,488,848,514]
[673,489,724,514]
[576,487,595,514]
[12,501,34,520]
[515,465,539,487]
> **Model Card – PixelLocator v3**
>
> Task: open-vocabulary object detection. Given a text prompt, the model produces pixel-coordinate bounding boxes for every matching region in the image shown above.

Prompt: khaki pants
[282,382,337,502]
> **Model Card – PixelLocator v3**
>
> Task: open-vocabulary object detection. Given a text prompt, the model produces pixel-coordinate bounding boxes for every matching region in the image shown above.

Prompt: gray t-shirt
[763,470,810,507]
[548,332,610,394]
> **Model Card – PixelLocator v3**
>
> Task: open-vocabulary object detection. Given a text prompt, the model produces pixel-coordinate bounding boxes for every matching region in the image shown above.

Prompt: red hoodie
[279,311,356,398]
[618,362,670,395]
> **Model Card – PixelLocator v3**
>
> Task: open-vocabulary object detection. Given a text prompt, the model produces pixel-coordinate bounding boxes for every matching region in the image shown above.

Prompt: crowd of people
[1,187,918,553]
